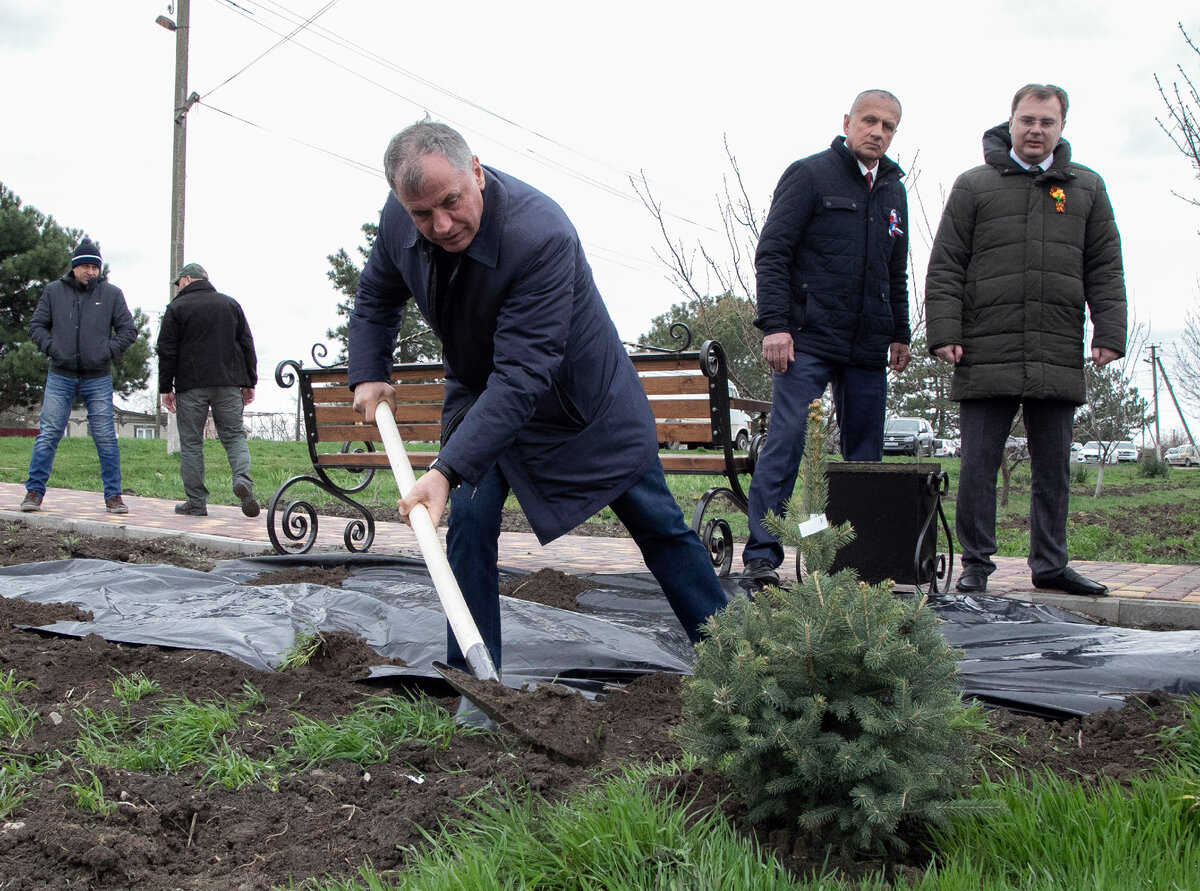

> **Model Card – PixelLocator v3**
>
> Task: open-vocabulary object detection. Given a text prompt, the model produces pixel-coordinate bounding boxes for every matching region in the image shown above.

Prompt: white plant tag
[797,513,829,538]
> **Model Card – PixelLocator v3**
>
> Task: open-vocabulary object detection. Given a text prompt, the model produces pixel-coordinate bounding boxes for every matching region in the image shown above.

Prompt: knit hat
[71,238,102,270]
[171,262,209,284]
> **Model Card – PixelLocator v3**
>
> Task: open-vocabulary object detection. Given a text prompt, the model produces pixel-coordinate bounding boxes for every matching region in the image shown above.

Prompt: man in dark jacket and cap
[21,238,137,514]
[741,90,912,591]
[349,121,728,698]
[926,83,1127,597]
[157,263,260,518]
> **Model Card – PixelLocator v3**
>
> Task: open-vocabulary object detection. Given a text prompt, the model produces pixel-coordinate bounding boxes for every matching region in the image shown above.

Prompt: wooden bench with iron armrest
[630,340,771,575]
[268,339,771,576]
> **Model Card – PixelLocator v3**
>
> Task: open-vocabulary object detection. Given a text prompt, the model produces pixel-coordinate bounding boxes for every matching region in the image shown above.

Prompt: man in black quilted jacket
[741,90,912,590]
[157,263,260,519]
[926,84,1126,598]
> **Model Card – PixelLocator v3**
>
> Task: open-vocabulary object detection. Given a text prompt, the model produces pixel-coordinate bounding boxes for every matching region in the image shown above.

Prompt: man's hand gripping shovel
[372,406,520,731]
[374,406,606,759]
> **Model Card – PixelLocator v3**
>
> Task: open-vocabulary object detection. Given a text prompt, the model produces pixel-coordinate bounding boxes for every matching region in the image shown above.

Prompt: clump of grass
[0,695,39,742]
[0,670,36,695]
[201,739,279,791]
[0,754,60,819]
[58,768,117,816]
[278,629,328,670]
[74,689,263,773]
[1070,463,1093,485]
[110,669,160,703]
[280,694,455,768]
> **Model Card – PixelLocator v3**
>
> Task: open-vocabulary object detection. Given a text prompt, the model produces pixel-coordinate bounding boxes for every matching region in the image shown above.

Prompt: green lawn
[1,437,1197,563]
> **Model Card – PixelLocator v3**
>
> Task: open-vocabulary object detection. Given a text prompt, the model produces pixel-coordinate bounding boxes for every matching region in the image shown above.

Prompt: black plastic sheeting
[2,553,1199,718]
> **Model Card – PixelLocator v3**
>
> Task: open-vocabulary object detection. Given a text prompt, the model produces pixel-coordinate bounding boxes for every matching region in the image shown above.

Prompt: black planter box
[824,461,947,586]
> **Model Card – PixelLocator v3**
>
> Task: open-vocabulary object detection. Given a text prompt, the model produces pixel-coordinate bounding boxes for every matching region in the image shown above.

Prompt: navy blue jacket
[29,272,137,379]
[350,167,659,544]
[754,137,910,368]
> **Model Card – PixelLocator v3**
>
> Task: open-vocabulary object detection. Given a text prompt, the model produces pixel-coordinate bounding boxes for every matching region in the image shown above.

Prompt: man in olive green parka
[926,83,1127,597]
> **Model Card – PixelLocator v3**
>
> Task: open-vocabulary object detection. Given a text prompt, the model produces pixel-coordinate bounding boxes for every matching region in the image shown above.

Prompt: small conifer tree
[679,400,991,854]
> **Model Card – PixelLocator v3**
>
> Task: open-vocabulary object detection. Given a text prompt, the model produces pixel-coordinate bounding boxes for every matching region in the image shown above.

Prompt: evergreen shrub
[1138,456,1170,479]
[679,401,992,854]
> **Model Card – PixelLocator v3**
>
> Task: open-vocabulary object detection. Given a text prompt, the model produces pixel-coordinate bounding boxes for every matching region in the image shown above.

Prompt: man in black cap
[157,263,260,517]
[21,238,137,514]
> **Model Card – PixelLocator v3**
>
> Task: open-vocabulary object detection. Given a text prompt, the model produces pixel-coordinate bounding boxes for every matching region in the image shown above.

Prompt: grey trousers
[176,387,252,509]
[956,398,1074,578]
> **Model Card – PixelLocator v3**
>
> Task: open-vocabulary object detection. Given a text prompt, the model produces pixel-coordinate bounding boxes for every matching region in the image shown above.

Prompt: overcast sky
[3,0,1199,437]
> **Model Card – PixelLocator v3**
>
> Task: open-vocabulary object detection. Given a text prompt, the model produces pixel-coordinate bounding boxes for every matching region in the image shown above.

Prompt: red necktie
[865,171,874,192]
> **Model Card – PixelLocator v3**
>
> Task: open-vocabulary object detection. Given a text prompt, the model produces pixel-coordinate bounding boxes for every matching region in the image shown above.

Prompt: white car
[1113,441,1138,463]
[933,438,959,457]
[1166,444,1199,467]
[1070,442,1087,463]
[1080,441,1118,464]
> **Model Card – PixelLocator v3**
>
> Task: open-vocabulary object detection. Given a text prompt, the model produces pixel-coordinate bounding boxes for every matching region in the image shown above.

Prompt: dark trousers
[743,352,886,568]
[956,398,1074,578]
[444,463,729,673]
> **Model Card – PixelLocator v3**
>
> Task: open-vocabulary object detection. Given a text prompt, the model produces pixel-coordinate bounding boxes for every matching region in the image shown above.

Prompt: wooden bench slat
[316,452,437,469]
[647,398,718,420]
[314,423,440,442]
[731,397,773,413]
[639,376,710,396]
[657,422,714,441]
[314,404,442,425]
[310,382,445,404]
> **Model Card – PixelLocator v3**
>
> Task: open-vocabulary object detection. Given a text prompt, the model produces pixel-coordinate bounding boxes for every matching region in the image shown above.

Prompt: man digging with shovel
[348,121,729,726]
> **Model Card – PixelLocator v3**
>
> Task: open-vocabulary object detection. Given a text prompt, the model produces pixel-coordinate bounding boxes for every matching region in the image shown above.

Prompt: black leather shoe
[740,559,780,594]
[955,566,988,593]
[1032,566,1108,597]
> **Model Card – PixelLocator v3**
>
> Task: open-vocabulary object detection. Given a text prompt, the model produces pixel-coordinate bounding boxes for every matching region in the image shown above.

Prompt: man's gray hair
[383,120,475,196]
[1011,83,1069,120]
[849,89,902,117]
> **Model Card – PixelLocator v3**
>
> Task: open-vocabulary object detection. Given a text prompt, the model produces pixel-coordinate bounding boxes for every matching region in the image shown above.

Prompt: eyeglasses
[1015,116,1061,128]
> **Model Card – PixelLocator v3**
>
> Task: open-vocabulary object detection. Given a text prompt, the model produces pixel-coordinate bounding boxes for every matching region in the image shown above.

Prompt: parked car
[1070,442,1086,463]
[1080,441,1118,464]
[883,417,934,457]
[1113,441,1138,462]
[1166,444,1199,467]
[656,378,754,451]
[933,437,959,458]
[1004,435,1029,459]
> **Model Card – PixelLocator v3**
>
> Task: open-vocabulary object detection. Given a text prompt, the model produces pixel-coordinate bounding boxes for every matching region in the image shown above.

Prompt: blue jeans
[743,352,886,568]
[444,463,729,673]
[175,387,252,509]
[26,371,122,499]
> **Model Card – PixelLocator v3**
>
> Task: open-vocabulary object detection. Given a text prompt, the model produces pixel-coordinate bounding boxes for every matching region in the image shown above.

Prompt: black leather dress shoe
[955,566,988,593]
[1032,566,1108,597]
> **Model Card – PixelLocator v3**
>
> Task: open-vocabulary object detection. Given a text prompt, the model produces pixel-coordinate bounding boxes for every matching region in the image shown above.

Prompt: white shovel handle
[373,406,498,681]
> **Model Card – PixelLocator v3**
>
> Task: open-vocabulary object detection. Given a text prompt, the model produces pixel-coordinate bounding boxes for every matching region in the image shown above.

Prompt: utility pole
[1147,344,1162,458]
[157,1,198,440]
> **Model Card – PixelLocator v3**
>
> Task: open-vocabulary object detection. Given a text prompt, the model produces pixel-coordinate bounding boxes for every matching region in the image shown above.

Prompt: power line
[204,0,340,100]
[201,0,719,233]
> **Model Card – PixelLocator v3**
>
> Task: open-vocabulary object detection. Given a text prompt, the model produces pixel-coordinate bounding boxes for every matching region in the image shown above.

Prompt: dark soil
[0,521,1193,890]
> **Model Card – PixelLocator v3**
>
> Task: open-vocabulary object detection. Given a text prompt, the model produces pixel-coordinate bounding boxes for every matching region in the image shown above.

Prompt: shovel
[372,405,499,683]
[375,406,598,753]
